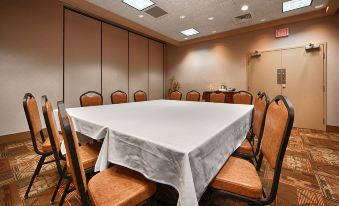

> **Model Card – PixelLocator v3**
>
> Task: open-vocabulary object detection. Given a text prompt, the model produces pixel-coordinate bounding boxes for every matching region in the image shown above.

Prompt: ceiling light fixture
[208,17,215,20]
[282,0,312,13]
[212,31,217,33]
[184,37,188,40]
[138,14,144,18]
[241,5,249,11]
[326,5,330,13]
[314,4,324,9]
[122,0,155,11]
[180,28,199,36]
[260,18,266,22]
[180,15,186,19]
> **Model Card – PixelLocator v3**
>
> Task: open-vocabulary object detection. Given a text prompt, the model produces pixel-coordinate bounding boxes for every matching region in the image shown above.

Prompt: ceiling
[85,0,329,42]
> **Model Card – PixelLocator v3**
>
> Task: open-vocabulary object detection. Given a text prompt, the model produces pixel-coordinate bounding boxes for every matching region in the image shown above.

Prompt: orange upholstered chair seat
[233,91,253,105]
[235,140,253,154]
[211,157,262,199]
[88,166,156,206]
[66,142,101,172]
[210,93,225,103]
[80,91,103,107]
[111,91,128,104]
[169,91,182,100]
[134,91,147,102]
[41,134,63,152]
[186,90,200,101]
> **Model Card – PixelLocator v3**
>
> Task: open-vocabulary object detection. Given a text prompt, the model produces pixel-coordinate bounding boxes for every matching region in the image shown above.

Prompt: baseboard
[326,125,339,133]
[0,131,31,144]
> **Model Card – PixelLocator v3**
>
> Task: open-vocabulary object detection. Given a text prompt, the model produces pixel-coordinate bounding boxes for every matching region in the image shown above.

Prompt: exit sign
[276,28,289,38]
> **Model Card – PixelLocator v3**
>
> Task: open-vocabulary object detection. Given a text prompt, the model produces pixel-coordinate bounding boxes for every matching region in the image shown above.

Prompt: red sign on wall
[276,28,289,38]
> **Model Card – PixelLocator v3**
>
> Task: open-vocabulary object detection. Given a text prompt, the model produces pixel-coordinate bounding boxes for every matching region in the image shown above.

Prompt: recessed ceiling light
[283,0,312,13]
[241,5,249,11]
[212,30,217,33]
[180,15,186,19]
[180,28,199,36]
[314,4,324,9]
[184,37,188,40]
[260,18,266,22]
[122,0,155,11]
[208,17,214,20]
[326,5,330,12]
[138,14,144,18]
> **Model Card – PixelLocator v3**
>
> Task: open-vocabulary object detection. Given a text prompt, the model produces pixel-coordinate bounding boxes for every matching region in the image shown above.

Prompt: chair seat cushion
[88,166,156,206]
[211,157,262,199]
[41,134,63,152]
[67,142,101,171]
[236,140,253,154]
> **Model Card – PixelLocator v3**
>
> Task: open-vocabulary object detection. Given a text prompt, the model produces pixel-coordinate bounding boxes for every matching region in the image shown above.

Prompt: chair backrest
[252,92,270,155]
[169,90,182,100]
[42,95,63,175]
[233,91,253,105]
[134,90,147,102]
[186,90,200,101]
[210,92,225,103]
[57,101,90,206]
[80,91,103,107]
[23,93,45,155]
[111,90,128,104]
[257,95,294,204]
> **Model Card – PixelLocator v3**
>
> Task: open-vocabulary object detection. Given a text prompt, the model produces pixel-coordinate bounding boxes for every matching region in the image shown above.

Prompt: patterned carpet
[0,128,338,206]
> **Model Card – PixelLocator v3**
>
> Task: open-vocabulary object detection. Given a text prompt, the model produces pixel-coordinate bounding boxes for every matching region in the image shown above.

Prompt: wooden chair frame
[185,90,201,101]
[79,91,103,107]
[212,95,294,206]
[22,93,55,198]
[110,90,128,104]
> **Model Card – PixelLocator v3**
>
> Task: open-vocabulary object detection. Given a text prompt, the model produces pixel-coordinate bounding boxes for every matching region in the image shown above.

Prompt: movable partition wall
[64,9,164,107]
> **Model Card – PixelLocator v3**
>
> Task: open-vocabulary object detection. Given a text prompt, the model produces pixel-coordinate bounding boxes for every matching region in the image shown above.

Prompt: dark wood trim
[62,7,65,102]
[0,131,31,144]
[326,125,339,133]
[100,21,103,94]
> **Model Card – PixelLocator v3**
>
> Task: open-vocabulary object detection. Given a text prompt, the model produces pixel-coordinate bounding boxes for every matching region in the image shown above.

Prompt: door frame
[246,43,327,129]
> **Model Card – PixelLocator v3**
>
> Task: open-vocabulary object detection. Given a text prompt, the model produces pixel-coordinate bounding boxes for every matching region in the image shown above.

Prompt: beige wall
[166,13,339,126]
[0,0,164,137]
[0,0,63,135]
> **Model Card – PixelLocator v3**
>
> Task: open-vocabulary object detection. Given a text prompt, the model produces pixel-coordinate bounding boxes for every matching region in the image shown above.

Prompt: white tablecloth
[55,100,252,206]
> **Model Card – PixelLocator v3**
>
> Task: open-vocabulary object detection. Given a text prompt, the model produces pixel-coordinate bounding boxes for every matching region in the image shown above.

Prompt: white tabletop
[56,100,253,206]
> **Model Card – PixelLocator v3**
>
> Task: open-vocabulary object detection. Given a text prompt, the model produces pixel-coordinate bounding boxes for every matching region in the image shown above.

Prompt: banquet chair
[210,92,226,103]
[111,90,128,104]
[57,101,157,206]
[169,90,182,100]
[210,95,294,205]
[80,91,103,107]
[233,91,253,105]
[42,96,101,204]
[186,90,200,101]
[22,93,58,198]
[233,92,270,164]
[134,90,147,102]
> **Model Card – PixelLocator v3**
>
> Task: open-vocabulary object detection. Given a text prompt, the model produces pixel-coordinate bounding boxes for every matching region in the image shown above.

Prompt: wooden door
[282,45,325,130]
[248,44,326,130]
[248,50,282,100]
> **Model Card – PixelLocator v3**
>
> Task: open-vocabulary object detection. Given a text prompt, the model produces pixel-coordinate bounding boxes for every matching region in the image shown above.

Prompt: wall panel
[128,33,149,102]
[102,23,129,104]
[64,10,101,107]
[0,0,63,135]
[149,40,164,100]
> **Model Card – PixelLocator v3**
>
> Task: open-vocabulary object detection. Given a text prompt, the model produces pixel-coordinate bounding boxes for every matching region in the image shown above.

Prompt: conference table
[55,100,253,206]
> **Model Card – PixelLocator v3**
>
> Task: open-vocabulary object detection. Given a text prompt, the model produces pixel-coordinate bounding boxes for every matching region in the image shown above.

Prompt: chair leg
[51,165,67,204]
[24,154,46,198]
[59,178,71,206]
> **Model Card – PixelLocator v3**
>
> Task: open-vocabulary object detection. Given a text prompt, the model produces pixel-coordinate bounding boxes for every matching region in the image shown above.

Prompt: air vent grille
[233,13,253,24]
[145,6,168,18]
